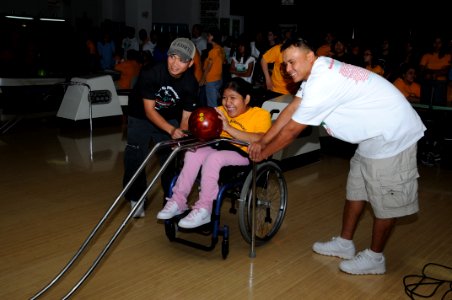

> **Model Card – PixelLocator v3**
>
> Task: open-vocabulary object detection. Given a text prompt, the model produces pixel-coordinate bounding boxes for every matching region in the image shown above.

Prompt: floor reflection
[56,130,125,172]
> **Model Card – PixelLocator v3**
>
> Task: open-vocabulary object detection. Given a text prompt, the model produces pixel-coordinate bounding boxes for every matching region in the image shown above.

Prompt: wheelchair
[162,143,288,259]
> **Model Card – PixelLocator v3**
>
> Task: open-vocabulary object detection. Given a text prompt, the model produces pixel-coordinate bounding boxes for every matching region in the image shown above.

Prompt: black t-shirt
[128,62,199,120]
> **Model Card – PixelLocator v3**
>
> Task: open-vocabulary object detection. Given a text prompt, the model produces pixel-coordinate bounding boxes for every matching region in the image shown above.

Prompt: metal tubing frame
[249,162,257,258]
[31,137,248,299]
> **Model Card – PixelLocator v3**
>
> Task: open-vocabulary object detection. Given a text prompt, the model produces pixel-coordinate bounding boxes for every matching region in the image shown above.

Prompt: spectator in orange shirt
[114,49,142,90]
[363,47,384,76]
[260,33,293,99]
[316,31,335,57]
[419,35,451,105]
[192,49,203,83]
[393,64,421,103]
[199,27,225,107]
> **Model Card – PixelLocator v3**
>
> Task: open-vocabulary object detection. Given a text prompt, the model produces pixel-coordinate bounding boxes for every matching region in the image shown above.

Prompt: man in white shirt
[249,38,426,276]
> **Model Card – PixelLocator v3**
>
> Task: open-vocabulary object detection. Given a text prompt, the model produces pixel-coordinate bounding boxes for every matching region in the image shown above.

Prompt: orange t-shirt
[262,44,291,95]
[203,43,225,83]
[217,106,271,152]
[316,44,332,57]
[114,60,142,89]
[86,40,96,55]
[366,65,384,76]
[419,53,451,81]
[393,78,421,99]
[192,50,203,83]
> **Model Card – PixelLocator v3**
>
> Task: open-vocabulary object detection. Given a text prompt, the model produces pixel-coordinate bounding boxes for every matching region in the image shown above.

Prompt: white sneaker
[178,208,211,228]
[339,249,386,275]
[157,200,185,219]
[312,236,355,259]
[130,200,145,218]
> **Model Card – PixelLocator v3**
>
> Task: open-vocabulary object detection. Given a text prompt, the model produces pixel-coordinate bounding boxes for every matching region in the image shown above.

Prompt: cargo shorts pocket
[378,168,419,209]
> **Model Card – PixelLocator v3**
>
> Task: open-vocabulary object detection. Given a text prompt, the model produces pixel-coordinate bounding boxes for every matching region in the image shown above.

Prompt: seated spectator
[316,31,335,57]
[393,64,421,103]
[377,37,398,82]
[363,47,384,76]
[229,38,256,84]
[331,37,352,64]
[397,39,421,71]
[348,40,363,67]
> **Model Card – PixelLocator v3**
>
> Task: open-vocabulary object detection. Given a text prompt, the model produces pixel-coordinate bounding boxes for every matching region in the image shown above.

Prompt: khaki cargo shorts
[346,143,420,219]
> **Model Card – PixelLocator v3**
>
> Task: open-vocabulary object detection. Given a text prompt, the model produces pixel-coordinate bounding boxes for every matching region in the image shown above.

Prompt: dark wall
[232,0,450,49]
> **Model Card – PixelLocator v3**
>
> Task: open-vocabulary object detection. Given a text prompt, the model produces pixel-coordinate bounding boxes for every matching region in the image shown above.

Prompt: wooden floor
[1,117,452,300]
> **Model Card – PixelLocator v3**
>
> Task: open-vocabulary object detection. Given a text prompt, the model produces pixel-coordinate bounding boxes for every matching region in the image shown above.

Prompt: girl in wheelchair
[156,77,272,228]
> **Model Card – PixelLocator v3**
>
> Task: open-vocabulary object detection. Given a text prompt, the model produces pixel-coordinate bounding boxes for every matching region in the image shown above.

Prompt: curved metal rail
[30,137,250,299]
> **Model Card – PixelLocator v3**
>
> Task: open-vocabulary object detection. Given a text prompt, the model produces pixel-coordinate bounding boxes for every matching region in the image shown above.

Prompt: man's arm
[143,99,187,139]
[248,96,302,161]
[262,96,301,144]
[251,119,308,162]
[180,110,192,131]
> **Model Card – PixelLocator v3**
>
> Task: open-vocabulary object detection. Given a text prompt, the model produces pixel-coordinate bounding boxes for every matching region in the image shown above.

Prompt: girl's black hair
[221,77,252,101]
[235,38,252,62]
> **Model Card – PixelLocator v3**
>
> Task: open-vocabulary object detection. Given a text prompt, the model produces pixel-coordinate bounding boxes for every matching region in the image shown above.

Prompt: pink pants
[169,147,250,213]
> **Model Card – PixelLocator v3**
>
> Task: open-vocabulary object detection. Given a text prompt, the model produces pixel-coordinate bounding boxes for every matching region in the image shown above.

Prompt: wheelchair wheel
[238,160,287,246]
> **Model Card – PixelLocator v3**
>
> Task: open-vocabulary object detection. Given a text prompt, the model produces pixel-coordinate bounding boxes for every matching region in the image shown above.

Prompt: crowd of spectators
[2,17,450,106]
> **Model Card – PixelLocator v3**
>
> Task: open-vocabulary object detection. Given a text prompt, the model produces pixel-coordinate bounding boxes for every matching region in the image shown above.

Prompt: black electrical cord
[403,263,452,299]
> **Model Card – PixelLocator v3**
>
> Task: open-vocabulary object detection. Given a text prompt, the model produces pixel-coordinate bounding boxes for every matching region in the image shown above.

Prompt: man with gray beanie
[123,37,200,218]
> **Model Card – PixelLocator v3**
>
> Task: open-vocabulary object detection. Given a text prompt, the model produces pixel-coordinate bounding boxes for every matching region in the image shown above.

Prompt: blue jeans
[123,116,179,202]
[204,80,222,107]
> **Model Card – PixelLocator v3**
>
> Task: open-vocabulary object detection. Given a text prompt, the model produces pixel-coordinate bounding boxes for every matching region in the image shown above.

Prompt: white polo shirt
[292,57,426,159]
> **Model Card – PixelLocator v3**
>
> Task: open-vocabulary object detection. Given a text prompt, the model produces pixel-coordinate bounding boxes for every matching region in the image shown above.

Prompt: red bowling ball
[188,107,223,141]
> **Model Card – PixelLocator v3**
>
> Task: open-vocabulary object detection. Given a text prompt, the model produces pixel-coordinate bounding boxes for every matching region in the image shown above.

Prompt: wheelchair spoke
[239,161,288,245]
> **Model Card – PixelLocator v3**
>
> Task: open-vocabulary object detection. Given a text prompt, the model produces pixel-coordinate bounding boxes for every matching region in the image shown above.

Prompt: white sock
[367,249,383,258]
[336,236,353,247]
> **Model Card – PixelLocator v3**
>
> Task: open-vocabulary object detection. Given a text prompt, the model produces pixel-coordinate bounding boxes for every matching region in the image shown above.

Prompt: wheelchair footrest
[172,236,218,252]
[164,218,229,253]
